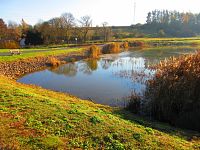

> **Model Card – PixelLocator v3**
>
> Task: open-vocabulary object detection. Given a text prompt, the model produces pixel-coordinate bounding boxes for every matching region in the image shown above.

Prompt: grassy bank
[0,40,200,149]
[120,37,200,46]
[0,47,85,62]
[0,75,199,149]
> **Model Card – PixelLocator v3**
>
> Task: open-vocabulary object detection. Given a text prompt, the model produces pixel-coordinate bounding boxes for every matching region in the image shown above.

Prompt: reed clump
[145,51,200,131]
[120,42,129,49]
[102,42,120,54]
[88,45,101,58]
[126,92,141,114]
[48,57,61,67]
[128,41,145,47]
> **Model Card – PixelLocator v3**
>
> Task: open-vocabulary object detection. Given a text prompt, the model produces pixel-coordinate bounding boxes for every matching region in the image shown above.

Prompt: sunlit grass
[0,48,84,62]
[0,75,199,149]
[122,37,200,42]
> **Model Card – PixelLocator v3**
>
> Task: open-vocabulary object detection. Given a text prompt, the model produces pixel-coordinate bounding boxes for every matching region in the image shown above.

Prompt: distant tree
[25,28,44,45]
[101,22,112,42]
[144,10,200,37]
[60,12,75,43]
[21,19,30,35]
[36,22,51,44]
[48,17,63,43]
[158,29,165,37]
[146,12,152,24]
[7,21,21,40]
[79,15,92,42]
[0,19,7,40]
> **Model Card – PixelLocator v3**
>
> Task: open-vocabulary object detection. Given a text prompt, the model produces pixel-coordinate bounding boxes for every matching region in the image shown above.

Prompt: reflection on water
[18,47,197,107]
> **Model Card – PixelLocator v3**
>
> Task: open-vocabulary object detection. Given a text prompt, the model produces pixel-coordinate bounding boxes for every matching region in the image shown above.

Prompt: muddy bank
[0,51,87,79]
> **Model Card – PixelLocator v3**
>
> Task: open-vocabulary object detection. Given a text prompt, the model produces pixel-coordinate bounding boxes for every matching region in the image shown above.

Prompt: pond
[18,46,197,107]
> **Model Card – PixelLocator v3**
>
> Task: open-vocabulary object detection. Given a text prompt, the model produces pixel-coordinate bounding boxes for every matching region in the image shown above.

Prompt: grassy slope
[0,75,199,149]
[0,47,84,62]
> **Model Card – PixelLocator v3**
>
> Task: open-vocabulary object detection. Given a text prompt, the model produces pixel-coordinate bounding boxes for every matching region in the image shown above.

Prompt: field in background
[0,48,85,62]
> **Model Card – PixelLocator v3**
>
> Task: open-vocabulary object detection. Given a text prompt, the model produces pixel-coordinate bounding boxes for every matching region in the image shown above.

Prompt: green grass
[0,48,85,62]
[120,37,200,45]
[0,75,199,149]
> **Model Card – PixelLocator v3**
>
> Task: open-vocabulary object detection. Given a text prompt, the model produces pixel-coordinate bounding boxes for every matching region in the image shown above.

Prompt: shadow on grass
[113,109,200,141]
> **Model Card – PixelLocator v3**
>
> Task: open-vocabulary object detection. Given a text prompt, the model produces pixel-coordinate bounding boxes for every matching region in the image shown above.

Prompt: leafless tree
[79,15,92,42]
[102,22,112,42]
[61,13,76,43]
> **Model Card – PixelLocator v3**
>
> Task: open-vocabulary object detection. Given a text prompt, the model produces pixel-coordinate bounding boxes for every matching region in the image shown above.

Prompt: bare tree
[101,22,112,42]
[61,13,75,43]
[79,15,92,42]
[48,17,63,43]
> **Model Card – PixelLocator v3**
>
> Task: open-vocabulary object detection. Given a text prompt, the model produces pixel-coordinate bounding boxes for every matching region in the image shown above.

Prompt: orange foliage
[102,42,120,54]
[48,57,61,67]
[121,42,129,49]
[0,40,20,49]
[88,45,101,58]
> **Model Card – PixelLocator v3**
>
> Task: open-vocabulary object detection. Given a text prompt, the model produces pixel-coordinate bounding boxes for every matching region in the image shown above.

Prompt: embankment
[0,51,87,79]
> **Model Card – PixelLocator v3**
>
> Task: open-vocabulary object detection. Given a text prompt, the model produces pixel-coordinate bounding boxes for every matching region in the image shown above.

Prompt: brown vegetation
[145,51,200,131]
[128,41,145,47]
[120,42,129,49]
[0,40,19,49]
[48,57,61,67]
[102,42,120,54]
[88,45,101,58]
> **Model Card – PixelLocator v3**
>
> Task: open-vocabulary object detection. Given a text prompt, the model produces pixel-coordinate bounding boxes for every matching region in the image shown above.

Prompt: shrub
[48,57,61,67]
[145,51,200,131]
[102,42,120,54]
[0,40,20,49]
[88,45,101,58]
[132,133,144,142]
[128,41,145,47]
[89,116,101,124]
[120,42,129,49]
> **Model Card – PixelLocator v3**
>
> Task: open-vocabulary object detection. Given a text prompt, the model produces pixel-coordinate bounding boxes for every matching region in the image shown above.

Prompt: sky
[0,0,200,26]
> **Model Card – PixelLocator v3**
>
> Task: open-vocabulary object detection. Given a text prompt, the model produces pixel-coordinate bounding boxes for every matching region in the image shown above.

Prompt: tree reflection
[86,59,98,71]
[100,59,113,70]
[49,63,78,77]
[78,61,92,75]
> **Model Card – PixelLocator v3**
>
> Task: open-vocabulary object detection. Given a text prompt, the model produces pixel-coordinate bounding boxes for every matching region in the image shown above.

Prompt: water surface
[18,47,197,107]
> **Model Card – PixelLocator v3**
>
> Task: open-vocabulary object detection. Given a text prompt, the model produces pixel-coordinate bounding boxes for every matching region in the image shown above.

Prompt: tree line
[0,12,113,46]
[1,10,200,47]
[142,10,200,37]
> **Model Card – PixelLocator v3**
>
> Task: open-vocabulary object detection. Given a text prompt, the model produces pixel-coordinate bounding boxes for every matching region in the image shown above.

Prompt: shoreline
[0,50,88,80]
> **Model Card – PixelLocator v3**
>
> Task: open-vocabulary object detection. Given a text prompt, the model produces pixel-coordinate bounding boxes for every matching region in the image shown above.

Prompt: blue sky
[0,0,200,26]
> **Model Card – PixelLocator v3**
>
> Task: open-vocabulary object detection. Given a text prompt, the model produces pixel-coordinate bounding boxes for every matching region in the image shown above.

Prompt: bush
[89,116,101,124]
[88,45,101,58]
[48,57,61,67]
[145,51,200,131]
[128,41,145,47]
[0,40,20,49]
[102,42,120,54]
[120,42,129,49]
